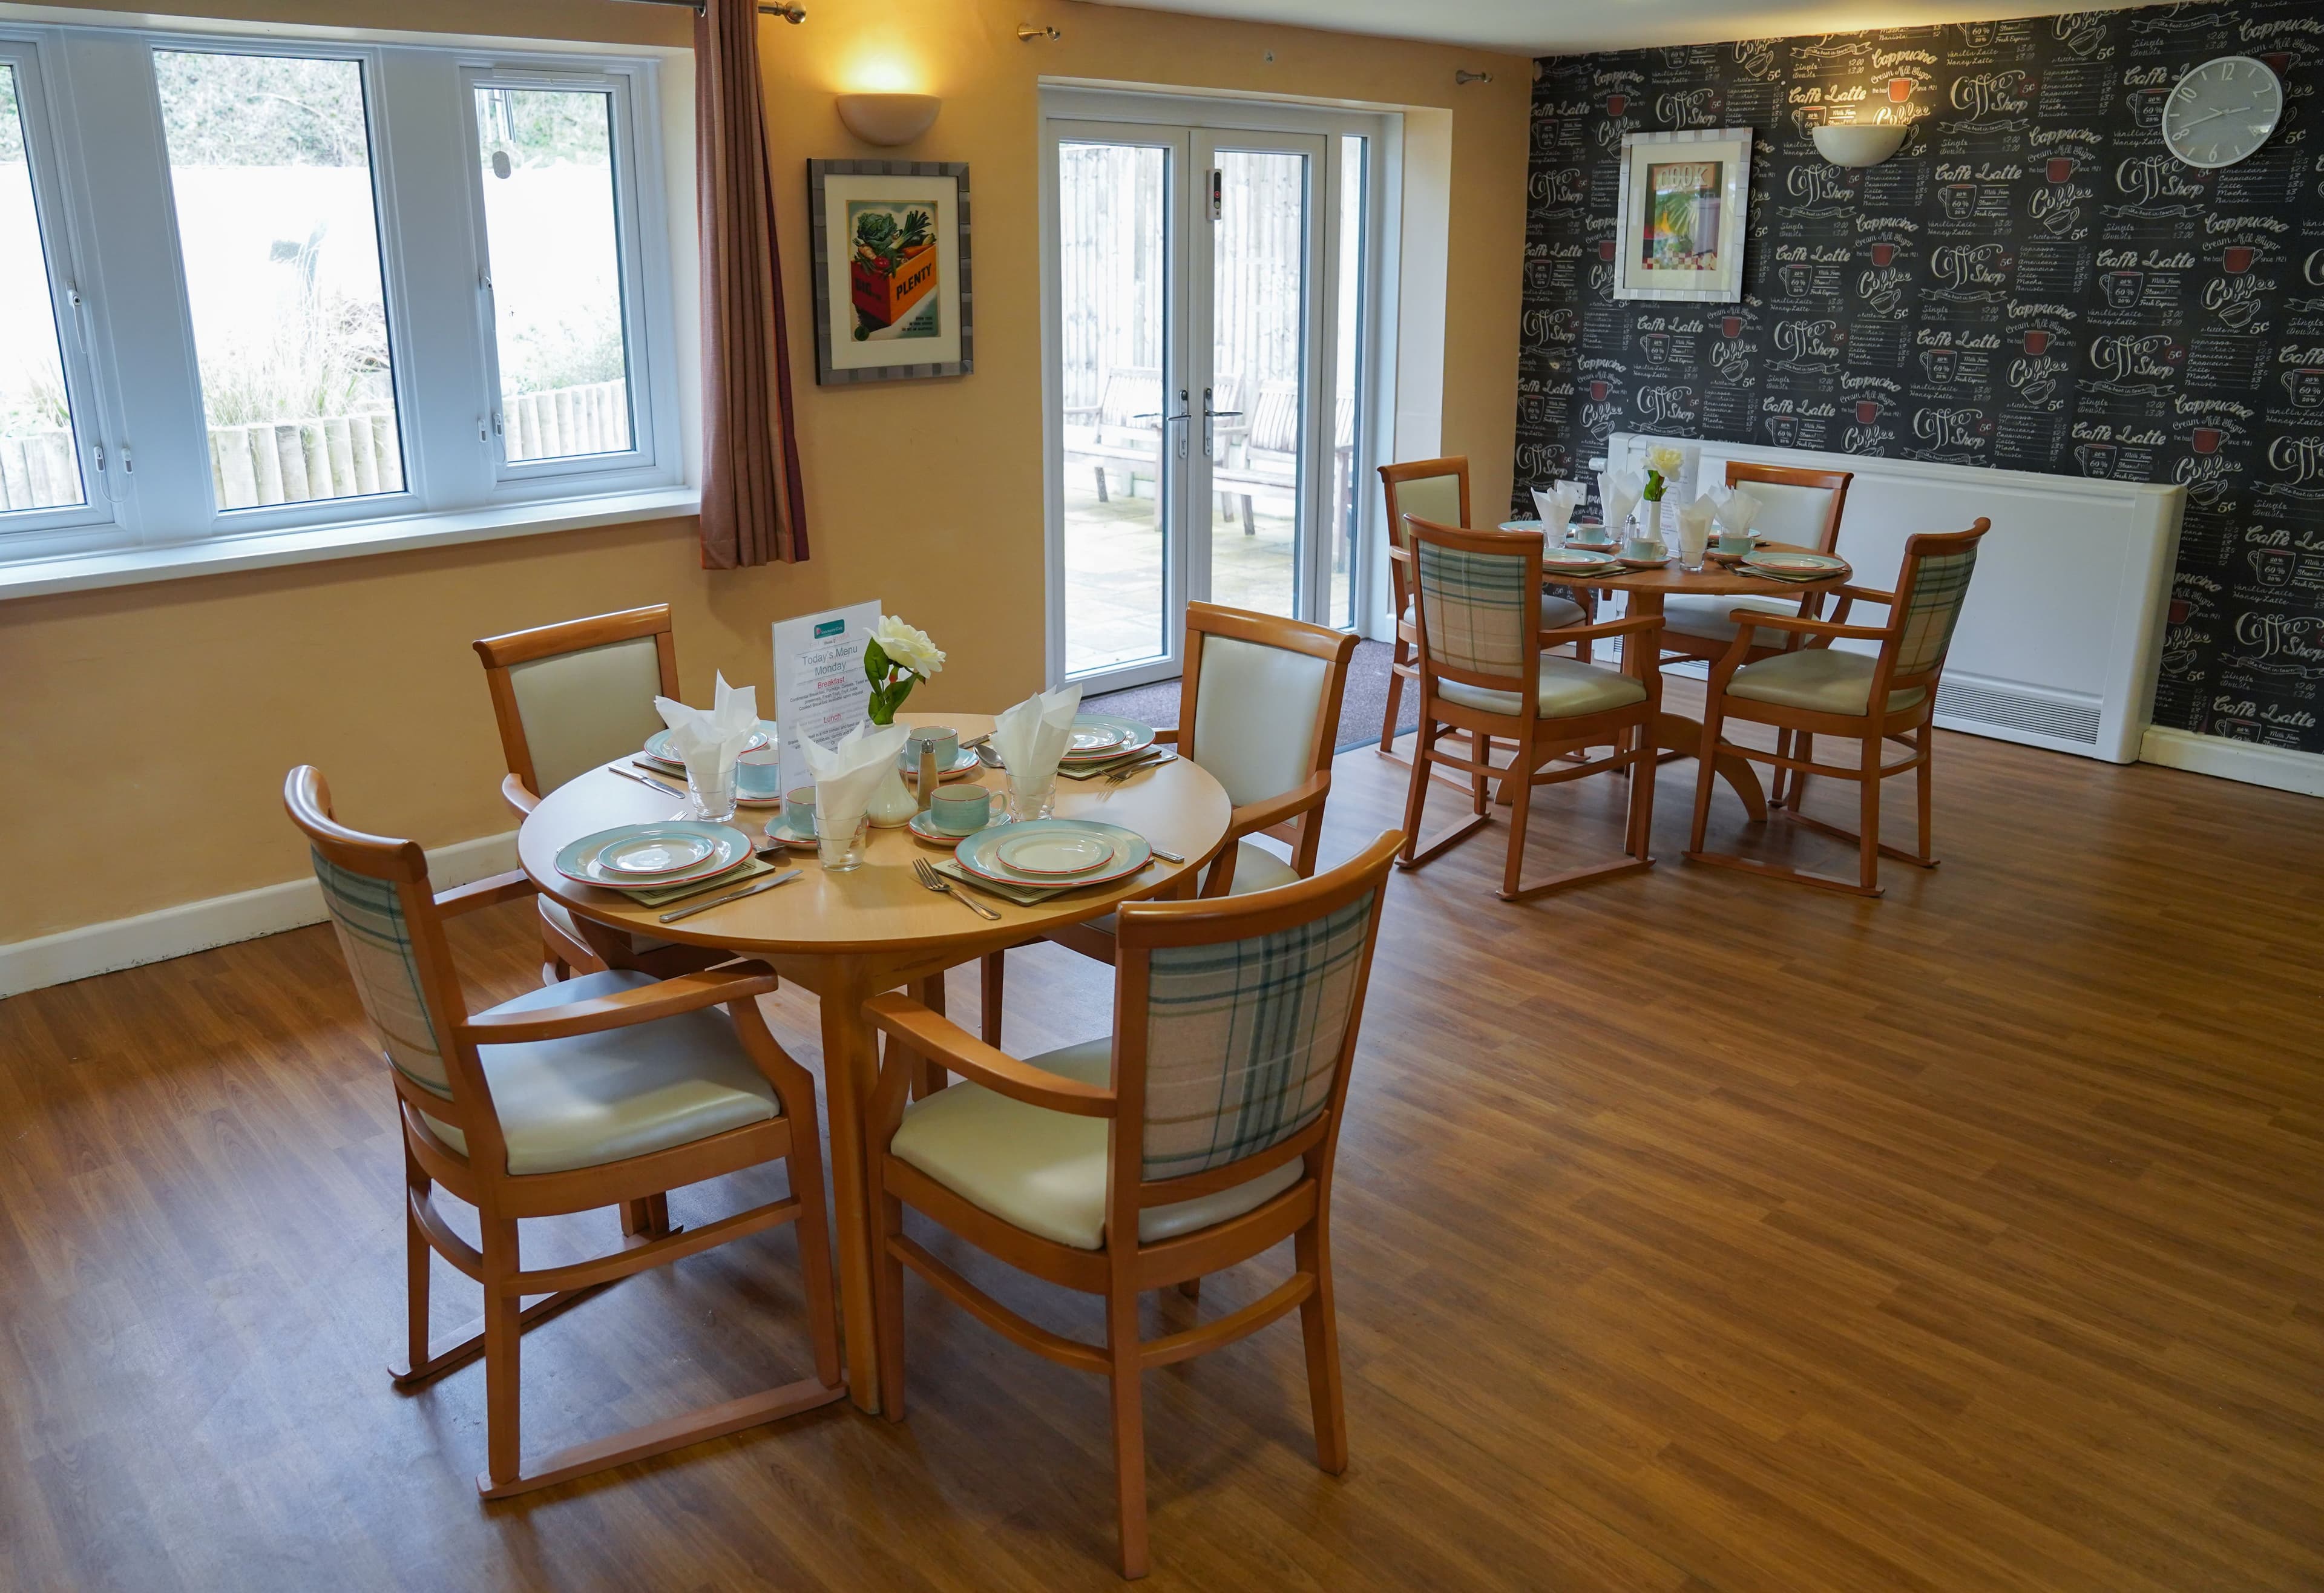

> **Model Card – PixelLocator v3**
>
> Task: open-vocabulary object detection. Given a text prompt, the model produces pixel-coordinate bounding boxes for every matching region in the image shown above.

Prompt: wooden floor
[4,713,2322,1591]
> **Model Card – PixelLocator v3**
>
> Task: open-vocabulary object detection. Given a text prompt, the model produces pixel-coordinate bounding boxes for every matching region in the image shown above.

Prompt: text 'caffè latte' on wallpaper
[1515,2,2324,755]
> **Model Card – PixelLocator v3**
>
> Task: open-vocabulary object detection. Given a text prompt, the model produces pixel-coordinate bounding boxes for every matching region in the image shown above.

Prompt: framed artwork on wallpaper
[1612,128,1752,304]
[808,159,973,384]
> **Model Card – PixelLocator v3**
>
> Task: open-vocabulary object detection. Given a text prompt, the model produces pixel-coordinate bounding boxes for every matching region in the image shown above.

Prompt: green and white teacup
[930,784,991,836]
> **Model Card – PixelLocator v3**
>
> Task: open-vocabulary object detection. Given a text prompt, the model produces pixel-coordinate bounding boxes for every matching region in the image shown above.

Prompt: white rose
[874,614,946,678]
[1646,444,1684,475]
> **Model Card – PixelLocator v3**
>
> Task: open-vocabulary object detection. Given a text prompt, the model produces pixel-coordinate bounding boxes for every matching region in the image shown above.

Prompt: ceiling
[1074,0,2141,58]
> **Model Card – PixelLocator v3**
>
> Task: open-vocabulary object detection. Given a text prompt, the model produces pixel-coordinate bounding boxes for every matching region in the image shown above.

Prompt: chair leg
[402,1149,431,1378]
[874,1188,908,1423]
[1471,731,1492,815]
[1857,733,1883,894]
[1107,1287,1151,1579]
[1094,465,1109,504]
[482,1217,524,1493]
[1176,1276,1201,1302]
[1914,726,1935,864]
[980,950,1005,1048]
[1626,725,1658,863]
[1769,729,1793,807]
[1498,748,1535,901]
[1294,1219,1348,1474]
[1377,659,1405,755]
[1397,724,1433,866]
[1792,733,1814,812]
[912,974,948,1097]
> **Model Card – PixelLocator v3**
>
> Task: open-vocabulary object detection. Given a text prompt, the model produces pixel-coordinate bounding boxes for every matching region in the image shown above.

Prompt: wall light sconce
[1017,24,1060,41]
[1812,122,1909,167]
[836,92,942,146]
[1455,68,1493,85]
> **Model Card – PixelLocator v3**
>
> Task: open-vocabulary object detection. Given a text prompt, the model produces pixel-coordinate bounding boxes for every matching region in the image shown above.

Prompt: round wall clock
[2161,55,2283,170]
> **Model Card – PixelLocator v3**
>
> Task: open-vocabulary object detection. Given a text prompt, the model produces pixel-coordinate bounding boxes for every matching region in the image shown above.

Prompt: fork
[913,857,1002,920]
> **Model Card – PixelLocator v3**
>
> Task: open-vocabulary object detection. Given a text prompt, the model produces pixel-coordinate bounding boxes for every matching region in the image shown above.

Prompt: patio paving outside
[1062,476,1353,678]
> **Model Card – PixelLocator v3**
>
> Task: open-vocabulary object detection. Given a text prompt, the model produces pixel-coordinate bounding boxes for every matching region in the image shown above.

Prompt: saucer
[908,809,993,848]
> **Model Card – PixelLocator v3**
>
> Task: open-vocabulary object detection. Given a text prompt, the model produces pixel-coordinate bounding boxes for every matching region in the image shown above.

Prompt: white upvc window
[0,19,683,577]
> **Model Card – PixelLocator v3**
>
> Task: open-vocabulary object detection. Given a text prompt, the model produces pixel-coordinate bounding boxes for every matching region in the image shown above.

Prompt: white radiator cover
[1606,433,2184,765]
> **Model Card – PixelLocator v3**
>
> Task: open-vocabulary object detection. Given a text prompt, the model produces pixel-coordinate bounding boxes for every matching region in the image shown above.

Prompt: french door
[1042,96,1384,690]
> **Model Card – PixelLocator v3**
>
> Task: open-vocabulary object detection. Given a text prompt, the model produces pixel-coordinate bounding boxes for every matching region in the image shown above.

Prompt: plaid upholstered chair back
[1115,836,1396,1187]
[1889,526,1989,680]
[283,767,462,1105]
[1405,516,1540,688]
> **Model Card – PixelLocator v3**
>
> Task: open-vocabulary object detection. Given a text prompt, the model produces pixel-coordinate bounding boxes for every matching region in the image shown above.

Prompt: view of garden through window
[476,87,633,462]
[0,63,85,513]
[156,51,404,511]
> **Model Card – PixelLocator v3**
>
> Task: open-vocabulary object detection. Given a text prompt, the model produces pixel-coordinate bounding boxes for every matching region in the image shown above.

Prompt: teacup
[1716,531,1753,555]
[1623,537,1664,562]
[930,784,991,836]
[901,726,960,777]
[782,786,816,836]
[736,746,784,801]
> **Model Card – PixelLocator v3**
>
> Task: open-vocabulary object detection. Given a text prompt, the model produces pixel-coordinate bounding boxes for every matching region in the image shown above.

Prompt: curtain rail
[615,0,807,21]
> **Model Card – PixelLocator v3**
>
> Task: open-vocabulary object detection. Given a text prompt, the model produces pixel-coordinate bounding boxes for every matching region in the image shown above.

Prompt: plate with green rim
[1059,714,1157,764]
[640,720,776,769]
[555,821,754,891]
[954,818,1152,889]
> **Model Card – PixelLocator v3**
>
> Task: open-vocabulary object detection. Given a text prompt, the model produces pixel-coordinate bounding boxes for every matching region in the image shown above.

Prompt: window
[0,22,680,576]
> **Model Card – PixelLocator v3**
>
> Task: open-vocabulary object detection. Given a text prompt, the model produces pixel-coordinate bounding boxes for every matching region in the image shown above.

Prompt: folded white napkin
[1597,468,1646,534]
[1713,487,1764,537]
[1677,494,1717,556]
[654,672,759,788]
[993,685,1082,787]
[1531,480,1583,530]
[803,720,910,833]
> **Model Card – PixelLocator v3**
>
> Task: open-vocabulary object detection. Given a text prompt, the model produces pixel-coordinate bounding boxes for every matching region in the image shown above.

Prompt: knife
[657,869,801,922]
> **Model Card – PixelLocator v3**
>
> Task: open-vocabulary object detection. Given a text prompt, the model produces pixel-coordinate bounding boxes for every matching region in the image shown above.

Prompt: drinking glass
[1006,771,1057,823]
[685,758,737,822]
[1678,516,1711,572]
[815,810,868,870]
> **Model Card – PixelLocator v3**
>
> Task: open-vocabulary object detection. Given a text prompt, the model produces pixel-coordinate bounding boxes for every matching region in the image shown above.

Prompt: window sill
[0,488,703,603]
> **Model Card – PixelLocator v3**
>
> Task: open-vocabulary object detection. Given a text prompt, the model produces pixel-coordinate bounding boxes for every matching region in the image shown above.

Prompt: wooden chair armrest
[1543,613,1662,646]
[1387,544,1413,565]
[1833,583,1895,607]
[864,996,1116,1117]
[1226,771,1329,839]
[500,772,539,818]
[1153,727,1181,746]
[433,869,536,918]
[1748,611,1891,643]
[459,961,780,1043]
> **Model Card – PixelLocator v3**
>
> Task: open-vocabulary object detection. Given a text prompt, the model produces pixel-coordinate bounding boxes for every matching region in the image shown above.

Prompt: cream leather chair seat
[888,1039,1302,1250]
[421,970,779,1175]
[1435,657,1647,719]
[1727,649,1926,715]
[1408,593,1583,630]
[1659,593,1797,648]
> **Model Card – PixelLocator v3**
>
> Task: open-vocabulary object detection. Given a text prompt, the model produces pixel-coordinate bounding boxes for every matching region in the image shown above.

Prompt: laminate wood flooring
[2,717,2319,1591]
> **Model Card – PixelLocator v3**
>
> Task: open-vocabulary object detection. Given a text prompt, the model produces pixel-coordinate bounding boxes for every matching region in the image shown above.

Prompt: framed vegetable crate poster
[808,159,973,384]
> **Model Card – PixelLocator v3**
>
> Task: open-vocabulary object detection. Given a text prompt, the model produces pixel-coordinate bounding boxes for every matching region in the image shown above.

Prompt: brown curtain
[695,0,809,567]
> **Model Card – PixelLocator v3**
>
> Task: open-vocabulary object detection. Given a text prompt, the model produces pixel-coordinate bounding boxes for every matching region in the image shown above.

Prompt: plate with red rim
[640,720,776,769]
[1059,714,1157,764]
[954,818,1152,890]
[1742,550,1848,576]
[1616,554,1672,571]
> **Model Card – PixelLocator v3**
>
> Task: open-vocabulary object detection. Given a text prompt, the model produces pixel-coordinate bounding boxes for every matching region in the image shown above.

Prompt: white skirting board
[0,830,519,1001]
[2139,728,2324,798]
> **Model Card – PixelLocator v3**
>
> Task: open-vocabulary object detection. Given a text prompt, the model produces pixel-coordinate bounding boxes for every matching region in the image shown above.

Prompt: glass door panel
[1199,142,1314,622]
[1055,138,1177,678]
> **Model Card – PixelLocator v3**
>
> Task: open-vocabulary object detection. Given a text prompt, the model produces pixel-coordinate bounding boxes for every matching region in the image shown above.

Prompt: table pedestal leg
[816,961,885,1414]
[1619,589,1767,823]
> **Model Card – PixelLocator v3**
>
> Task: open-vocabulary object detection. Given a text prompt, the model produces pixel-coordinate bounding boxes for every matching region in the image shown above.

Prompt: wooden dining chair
[864,830,1402,1578]
[1376,458,1590,759]
[983,602,1359,1057]
[1684,519,1991,897]
[284,766,844,1497]
[474,605,712,981]
[1397,516,1663,901]
[1656,462,1854,671]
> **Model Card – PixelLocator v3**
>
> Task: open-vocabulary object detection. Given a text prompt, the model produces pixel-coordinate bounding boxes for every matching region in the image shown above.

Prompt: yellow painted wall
[0,0,1531,945]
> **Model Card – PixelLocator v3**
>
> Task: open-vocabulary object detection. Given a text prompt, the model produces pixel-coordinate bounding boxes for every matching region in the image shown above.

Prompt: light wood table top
[518,711,1233,956]
[1574,540,1850,598]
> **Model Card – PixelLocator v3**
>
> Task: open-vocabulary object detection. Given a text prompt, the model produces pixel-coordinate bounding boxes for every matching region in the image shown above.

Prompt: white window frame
[0,16,688,585]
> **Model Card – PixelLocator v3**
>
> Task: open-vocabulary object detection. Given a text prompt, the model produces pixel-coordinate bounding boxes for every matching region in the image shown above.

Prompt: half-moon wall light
[836,92,941,147]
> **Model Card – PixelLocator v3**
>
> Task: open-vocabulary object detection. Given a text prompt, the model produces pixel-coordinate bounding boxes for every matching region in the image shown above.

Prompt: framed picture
[807,159,973,384]
[1612,128,1752,304]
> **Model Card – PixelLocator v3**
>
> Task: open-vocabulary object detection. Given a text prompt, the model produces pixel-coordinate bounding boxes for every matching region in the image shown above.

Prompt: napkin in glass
[1676,494,1717,560]
[1597,467,1646,535]
[803,720,910,836]
[992,685,1082,786]
[1531,480,1584,535]
[1713,487,1764,539]
[654,673,760,792]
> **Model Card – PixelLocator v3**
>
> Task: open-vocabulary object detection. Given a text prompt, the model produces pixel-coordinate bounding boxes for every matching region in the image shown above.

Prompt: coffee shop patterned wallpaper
[1513,2,2324,754]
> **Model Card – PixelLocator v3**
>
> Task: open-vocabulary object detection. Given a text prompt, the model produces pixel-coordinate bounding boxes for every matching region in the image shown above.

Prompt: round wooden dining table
[1574,542,1850,819]
[517,711,1233,1414]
